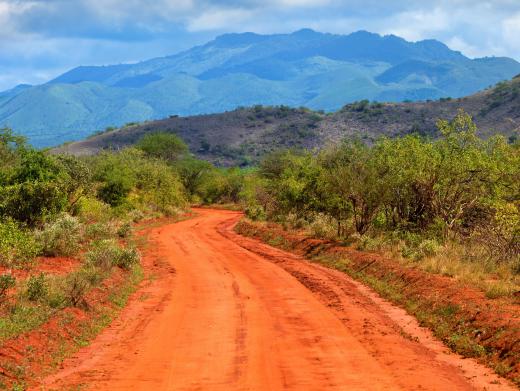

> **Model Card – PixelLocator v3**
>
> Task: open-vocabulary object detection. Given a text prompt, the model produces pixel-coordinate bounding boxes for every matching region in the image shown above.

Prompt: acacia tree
[322,141,388,235]
[136,132,188,163]
[432,111,498,237]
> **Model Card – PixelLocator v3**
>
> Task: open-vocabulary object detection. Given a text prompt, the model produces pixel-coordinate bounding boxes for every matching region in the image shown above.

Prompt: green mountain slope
[3,29,520,147]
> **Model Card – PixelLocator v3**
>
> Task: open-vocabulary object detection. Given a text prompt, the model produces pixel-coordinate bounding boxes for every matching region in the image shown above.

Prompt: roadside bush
[37,213,82,257]
[418,239,441,258]
[85,240,140,271]
[0,220,40,267]
[128,209,145,223]
[97,176,132,207]
[401,238,440,261]
[358,235,385,252]
[84,240,120,271]
[113,247,140,270]
[245,204,266,221]
[63,272,90,308]
[475,202,519,261]
[25,273,48,302]
[309,214,336,240]
[79,264,106,286]
[117,221,132,238]
[0,274,16,299]
[85,222,115,241]
[75,196,111,223]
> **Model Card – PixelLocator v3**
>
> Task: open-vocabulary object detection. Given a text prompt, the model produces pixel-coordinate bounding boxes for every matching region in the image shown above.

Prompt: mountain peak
[213,32,266,47]
[292,28,321,37]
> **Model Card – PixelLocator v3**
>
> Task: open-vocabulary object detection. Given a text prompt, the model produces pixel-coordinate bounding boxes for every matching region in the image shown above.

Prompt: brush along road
[40,209,515,390]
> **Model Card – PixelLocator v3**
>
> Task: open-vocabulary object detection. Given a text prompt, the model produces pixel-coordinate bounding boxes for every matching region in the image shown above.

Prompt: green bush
[75,196,111,223]
[117,222,132,238]
[114,247,140,270]
[0,273,16,298]
[97,177,132,207]
[37,213,83,257]
[245,204,266,221]
[358,235,385,251]
[136,132,188,162]
[85,222,115,241]
[0,220,40,267]
[63,272,90,308]
[85,240,139,271]
[85,240,120,271]
[25,273,48,302]
[418,239,440,257]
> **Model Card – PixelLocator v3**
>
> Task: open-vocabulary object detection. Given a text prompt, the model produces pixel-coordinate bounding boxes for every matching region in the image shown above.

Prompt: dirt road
[40,209,514,390]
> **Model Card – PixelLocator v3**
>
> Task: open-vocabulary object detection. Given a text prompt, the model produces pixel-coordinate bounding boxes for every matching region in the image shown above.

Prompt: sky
[1,0,520,91]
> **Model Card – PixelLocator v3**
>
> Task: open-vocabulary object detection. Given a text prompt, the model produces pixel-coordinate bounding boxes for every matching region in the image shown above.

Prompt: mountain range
[2,29,520,147]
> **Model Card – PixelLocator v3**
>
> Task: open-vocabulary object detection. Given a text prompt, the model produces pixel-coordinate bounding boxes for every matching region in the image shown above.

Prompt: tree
[136,132,188,163]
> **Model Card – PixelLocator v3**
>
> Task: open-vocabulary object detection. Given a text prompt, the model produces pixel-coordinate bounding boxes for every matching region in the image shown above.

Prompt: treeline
[236,111,519,269]
[1,109,518,277]
[0,125,253,271]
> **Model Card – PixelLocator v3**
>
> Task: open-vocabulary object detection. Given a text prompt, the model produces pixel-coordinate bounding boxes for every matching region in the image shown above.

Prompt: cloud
[187,8,254,31]
[503,12,520,47]
[1,0,520,90]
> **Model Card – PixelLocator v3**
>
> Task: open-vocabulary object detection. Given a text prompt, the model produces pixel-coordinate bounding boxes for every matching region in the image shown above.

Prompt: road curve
[40,209,514,390]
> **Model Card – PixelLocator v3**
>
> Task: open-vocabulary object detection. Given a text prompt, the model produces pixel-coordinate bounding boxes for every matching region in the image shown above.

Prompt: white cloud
[379,8,451,41]
[187,8,253,31]
[278,0,332,7]
[1,0,520,90]
[503,12,520,43]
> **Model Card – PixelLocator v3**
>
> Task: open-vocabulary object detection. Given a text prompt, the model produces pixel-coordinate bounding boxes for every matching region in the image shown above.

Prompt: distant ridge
[58,76,520,166]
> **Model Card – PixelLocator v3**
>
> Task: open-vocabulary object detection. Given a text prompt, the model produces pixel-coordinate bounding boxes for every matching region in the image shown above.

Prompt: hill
[58,76,520,166]
[3,29,520,147]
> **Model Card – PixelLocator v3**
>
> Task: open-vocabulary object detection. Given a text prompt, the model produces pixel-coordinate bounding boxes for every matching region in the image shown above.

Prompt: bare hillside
[58,76,520,165]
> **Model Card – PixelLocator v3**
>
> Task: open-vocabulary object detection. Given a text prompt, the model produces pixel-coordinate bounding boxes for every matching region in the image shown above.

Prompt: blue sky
[1,0,520,90]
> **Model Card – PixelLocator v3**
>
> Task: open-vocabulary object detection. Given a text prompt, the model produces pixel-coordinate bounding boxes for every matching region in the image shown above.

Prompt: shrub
[418,239,440,258]
[401,245,418,260]
[309,214,336,240]
[85,240,139,271]
[136,132,188,162]
[75,196,111,223]
[25,273,48,302]
[117,221,132,238]
[0,147,83,225]
[245,204,266,221]
[85,240,120,271]
[80,264,105,286]
[0,273,16,298]
[128,209,145,223]
[0,219,40,267]
[114,247,140,270]
[85,222,115,241]
[358,235,385,251]
[37,213,82,257]
[63,272,90,308]
[401,238,440,260]
[97,177,132,207]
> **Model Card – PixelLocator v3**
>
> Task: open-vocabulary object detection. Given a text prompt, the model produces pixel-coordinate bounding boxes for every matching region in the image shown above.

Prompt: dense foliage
[236,111,519,268]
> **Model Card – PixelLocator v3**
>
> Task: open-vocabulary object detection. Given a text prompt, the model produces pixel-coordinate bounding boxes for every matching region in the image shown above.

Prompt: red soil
[36,209,516,390]
[0,257,80,279]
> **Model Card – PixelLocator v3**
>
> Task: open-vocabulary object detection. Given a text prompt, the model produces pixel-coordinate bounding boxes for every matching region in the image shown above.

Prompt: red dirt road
[40,209,515,390]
